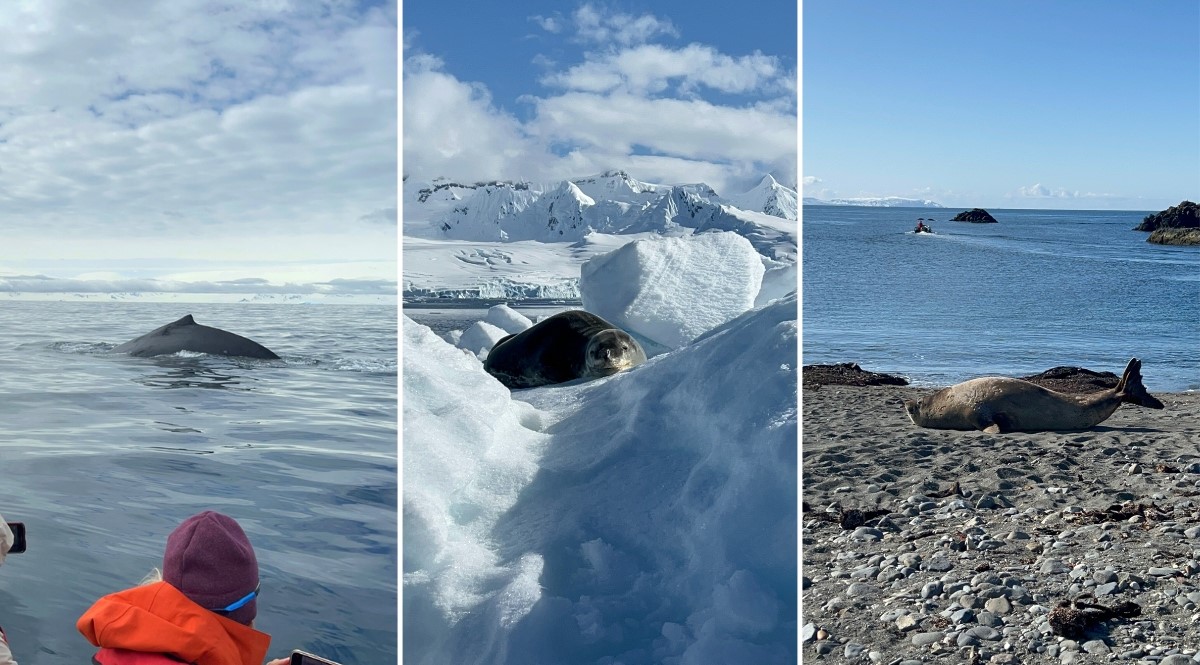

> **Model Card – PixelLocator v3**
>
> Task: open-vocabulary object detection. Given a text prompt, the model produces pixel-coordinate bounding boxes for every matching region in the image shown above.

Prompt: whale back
[113,315,280,359]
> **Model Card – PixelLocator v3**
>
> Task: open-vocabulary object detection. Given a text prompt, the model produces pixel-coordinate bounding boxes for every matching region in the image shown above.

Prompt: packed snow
[580,232,765,350]
[403,170,796,302]
[403,226,798,663]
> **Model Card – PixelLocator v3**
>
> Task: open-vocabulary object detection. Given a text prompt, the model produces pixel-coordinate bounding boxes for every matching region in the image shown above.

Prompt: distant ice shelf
[803,196,944,208]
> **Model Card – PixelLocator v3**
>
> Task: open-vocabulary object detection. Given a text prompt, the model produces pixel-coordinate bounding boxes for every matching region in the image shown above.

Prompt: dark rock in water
[951,208,998,223]
[1147,227,1200,246]
[1020,366,1119,394]
[1134,200,1199,232]
[803,362,909,388]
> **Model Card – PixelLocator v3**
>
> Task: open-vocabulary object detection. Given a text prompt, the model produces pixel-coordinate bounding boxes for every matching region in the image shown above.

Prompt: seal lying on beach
[483,310,647,389]
[904,358,1164,433]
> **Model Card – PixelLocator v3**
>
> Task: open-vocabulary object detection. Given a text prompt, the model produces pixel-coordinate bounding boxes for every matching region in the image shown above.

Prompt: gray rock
[814,640,835,655]
[912,631,943,646]
[1095,582,1118,596]
[851,565,880,579]
[921,581,943,598]
[1148,566,1180,576]
[1040,558,1069,574]
[896,614,918,631]
[846,582,875,597]
[801,622,816,643]
[984,597,1011,614]
[975,611,1002,627]
[1081,639,1110,654]
[1092,570,1117,584]
[967,625,1001,641]
[844,643,866,659]
[925,557,954,572]
[852,526,884,541]
[950,608,975,625]
[1159,656,1194,665]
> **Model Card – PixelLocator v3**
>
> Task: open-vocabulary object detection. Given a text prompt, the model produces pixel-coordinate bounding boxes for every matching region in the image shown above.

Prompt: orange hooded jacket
[77,581,271,665]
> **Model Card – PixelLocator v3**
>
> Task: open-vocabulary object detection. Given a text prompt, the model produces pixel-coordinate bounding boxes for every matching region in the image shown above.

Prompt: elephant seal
[113,315,280,359]
[483,310,646,389]
[904,358,1164,433]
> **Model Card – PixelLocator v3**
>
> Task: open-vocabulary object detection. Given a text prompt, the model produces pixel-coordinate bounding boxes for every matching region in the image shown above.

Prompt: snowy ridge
[801,194,940,206]
[407,171,797,241]
[726,175,798,220]
[402,171,797,301]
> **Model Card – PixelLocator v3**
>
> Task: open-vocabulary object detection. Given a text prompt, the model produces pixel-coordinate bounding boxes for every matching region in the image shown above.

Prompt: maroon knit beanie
[163,511,259,625]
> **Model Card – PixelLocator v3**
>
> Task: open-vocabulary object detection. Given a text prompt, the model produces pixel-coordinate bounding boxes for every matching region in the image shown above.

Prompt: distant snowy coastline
[802,196,943,208]
[402,170,797,302]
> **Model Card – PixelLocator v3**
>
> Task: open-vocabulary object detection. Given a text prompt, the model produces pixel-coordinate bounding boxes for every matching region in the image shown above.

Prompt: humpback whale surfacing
[113,315,280,359]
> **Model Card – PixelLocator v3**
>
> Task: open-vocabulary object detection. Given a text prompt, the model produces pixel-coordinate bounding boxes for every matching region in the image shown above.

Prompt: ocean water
[803,206,1200,391]
[0,302,397,664]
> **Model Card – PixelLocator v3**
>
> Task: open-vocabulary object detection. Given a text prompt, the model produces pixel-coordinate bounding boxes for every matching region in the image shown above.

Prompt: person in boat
[1,515,18,665]
[77,510,291,665]
[914,219,927,233]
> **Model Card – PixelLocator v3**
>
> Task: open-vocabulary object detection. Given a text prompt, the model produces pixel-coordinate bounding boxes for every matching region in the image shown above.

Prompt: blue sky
[804,1,1200,210]
[0,1,397,300]
[402,1,798,197]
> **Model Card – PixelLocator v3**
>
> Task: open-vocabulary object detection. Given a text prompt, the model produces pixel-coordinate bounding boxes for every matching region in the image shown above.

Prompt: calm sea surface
[0,302,397,664]
[803,206,1199,391]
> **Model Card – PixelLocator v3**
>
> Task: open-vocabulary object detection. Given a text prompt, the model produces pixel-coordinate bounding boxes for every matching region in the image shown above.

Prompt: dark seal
[483,310,647,389]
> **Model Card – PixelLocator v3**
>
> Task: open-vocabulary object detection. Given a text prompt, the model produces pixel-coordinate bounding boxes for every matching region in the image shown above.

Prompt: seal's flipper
[980,412,1012,434]
[1115,357,1165,410]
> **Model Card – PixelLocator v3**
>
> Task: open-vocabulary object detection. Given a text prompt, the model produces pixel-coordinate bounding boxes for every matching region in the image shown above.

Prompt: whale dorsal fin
[163,315,197,332]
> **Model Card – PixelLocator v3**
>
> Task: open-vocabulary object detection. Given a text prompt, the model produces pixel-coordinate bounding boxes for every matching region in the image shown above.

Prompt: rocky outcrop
[950,208,998,223]
[1148,228,1200,246]
[1020,366,1119,394]
[1134,200,1198,232]
[802,363,908,388]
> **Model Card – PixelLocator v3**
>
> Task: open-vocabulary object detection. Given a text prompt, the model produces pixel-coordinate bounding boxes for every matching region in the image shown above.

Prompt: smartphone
[6,522,25,554]
[290,651,341,665]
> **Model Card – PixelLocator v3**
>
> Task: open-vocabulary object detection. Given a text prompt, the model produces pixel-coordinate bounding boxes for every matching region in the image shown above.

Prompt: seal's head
[584,329,646,377]
[903,397,926,426]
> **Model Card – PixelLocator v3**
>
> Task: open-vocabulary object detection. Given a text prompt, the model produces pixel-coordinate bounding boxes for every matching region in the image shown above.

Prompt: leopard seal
[483,310,647,389]
[904,358,1164,433]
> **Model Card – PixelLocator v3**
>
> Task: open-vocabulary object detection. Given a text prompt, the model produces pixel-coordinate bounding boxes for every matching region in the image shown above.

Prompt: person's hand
[265,658,290,665]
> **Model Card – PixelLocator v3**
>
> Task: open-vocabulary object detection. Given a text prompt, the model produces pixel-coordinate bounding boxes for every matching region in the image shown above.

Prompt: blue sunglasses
[212,584,260,614]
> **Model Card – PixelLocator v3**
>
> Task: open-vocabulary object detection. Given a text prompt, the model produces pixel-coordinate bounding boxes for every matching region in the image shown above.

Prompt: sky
[402,1,798,200]
[804,1,1200,211]
[0,0,397,300]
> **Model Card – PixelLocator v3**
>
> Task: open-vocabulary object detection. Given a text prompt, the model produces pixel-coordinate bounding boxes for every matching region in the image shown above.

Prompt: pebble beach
[802,384,1200,664]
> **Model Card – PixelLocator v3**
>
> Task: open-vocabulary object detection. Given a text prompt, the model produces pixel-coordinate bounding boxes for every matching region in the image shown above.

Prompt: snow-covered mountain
[726,174,798,220]
[803,196,943,208]
[404,170,797,256]
[402,171,798,301]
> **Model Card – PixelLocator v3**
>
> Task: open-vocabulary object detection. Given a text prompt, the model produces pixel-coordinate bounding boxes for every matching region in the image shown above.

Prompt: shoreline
[802,384,1200,661]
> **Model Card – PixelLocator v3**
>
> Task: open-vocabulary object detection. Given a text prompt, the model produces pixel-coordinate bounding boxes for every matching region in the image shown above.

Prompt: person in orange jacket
[77,511,291,665]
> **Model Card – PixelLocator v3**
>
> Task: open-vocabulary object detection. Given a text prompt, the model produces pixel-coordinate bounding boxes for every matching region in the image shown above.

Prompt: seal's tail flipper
[1115,358,1165,409]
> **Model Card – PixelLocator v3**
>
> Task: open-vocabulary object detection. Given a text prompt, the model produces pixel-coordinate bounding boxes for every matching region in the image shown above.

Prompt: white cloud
[1016,183,1119,200]
[0,0,397,288]
[402,57,542,183]
[571,3,678,46]
[530,14,564,33]
[402,5,796,199]
[802,176,822,185]
[543,44,791,97]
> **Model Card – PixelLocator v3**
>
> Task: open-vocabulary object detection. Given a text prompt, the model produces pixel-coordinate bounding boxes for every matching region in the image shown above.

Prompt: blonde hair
[140,567,164,586]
